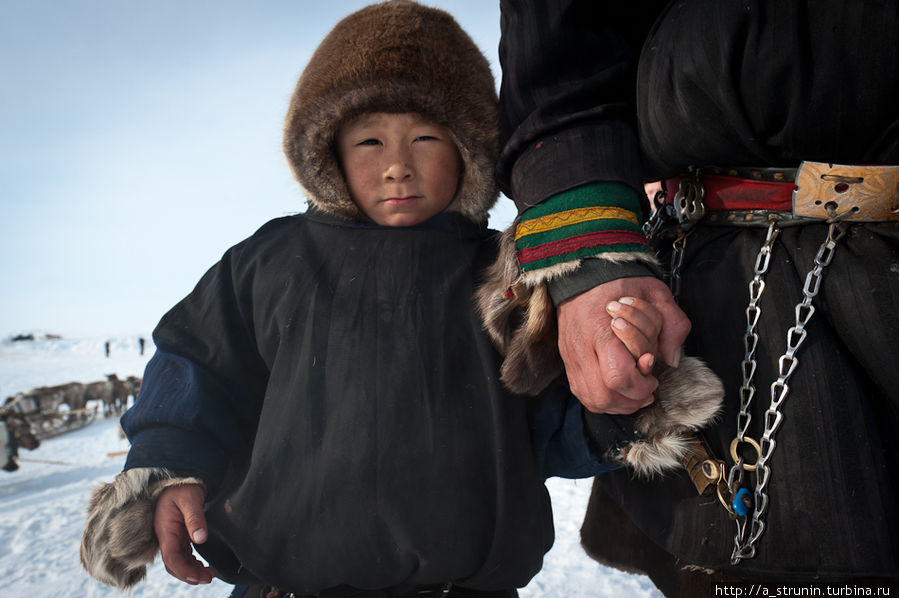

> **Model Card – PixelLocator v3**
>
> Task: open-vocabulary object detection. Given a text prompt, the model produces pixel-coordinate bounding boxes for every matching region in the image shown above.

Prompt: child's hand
[606,296,663,376]
[154,483,216,585]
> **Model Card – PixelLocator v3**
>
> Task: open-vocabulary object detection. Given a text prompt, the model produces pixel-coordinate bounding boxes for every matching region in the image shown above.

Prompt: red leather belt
[664,172,794,212]
[663,162,899,221]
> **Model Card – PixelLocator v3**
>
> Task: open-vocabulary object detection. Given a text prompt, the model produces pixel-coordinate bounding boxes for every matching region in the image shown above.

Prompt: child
[80,3,721,597]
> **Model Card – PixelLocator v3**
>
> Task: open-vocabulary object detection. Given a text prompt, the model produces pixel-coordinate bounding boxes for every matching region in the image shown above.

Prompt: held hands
[154,484,216,585]
[608,295,662,377]
[556,276,690,414]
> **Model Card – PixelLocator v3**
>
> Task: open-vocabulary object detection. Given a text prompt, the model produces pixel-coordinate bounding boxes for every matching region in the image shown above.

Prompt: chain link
[729,220,848,564]
[726,222,780,498]
[669,233,688,300]
[667,172,706,300]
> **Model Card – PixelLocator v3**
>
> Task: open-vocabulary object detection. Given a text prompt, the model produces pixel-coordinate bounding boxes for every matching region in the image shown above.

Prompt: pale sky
[0,0,513,338]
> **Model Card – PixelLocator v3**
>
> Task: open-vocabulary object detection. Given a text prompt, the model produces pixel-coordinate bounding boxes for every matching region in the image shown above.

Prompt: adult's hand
[154,483,216,585]
[556,276,691,414]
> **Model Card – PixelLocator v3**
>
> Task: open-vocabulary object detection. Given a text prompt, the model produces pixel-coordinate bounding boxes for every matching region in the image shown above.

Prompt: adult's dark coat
[498,0,899,590]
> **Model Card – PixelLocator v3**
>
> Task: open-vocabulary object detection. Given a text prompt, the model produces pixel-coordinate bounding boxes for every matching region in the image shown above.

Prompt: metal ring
[730,437,761,471]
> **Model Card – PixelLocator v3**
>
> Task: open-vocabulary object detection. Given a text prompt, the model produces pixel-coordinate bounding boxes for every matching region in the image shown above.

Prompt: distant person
[1,418,18,472]
[79,3,721,597]
[104,341,110,358]
[138,337,145,356]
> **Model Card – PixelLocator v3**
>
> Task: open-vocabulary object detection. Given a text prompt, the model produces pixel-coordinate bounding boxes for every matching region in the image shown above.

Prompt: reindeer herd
[4,374,141,419]
[1,374,141,472]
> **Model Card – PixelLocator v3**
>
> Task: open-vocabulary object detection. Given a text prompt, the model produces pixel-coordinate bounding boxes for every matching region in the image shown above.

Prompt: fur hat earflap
[80,467,205,590]
[284,0,499,223]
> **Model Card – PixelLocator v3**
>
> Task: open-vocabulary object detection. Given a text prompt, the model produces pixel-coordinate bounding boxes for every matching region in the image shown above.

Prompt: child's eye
[358,138,381,146]
[414,135,438,142]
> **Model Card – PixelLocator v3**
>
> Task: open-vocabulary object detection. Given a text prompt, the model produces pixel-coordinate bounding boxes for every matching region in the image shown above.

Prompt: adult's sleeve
[496,1,667,295]
[497,0,666,208]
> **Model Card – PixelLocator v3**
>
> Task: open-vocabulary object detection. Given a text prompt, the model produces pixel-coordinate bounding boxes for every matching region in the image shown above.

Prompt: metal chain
[669,233,688,300]
[667,172,706,300]
[729,219,848,564]
[726,222,780,498]
[651,173,854,564]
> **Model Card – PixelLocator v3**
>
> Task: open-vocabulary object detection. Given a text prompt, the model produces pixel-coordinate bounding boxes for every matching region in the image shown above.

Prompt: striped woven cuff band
[515,183,652,273]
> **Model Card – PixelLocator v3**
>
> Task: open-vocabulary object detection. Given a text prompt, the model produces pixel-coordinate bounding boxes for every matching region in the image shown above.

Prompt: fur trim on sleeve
[517,250,661,289]
[80,467,205,590]
[475,225,564,395]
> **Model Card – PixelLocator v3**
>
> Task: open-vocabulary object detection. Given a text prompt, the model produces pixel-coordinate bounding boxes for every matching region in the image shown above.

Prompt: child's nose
[384,152,413,181]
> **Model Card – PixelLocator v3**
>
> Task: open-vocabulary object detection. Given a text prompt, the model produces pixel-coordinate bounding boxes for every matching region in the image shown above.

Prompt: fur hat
[283,0,499,223]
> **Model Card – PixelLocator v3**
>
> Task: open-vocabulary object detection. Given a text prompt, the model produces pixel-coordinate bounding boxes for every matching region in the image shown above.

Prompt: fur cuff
[518,250,660,289]
[607,357,724,477]
[80,467,205,590]
[476,223,660,396]
[477,224,724,476]
[476,225,562,395]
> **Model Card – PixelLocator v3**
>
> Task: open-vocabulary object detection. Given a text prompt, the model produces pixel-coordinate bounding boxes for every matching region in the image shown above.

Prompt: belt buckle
[793,161,899,221]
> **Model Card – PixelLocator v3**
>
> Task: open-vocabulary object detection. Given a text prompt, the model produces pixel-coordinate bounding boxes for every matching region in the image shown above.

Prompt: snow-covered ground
[0,334,662,598]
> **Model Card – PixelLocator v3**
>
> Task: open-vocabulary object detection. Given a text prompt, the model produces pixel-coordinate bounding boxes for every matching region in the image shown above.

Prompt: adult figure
[496,0,899,593]
[1,418,17,471]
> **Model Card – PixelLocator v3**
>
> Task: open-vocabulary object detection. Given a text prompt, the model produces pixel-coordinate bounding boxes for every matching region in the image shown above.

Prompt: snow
[0,335,662,598]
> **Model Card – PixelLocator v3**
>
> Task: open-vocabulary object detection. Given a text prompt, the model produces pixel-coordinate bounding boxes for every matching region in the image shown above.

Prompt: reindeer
[105,374,132,416]
[126,375,142,407]
[83,380,114,417]
[34,382,86,411]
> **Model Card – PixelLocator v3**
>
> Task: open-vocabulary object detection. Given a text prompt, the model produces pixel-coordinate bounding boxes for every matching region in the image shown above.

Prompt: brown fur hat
[283,0,499,223]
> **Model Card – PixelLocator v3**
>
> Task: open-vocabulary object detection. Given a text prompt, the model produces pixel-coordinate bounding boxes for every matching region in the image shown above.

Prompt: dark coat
[122,209,610,594]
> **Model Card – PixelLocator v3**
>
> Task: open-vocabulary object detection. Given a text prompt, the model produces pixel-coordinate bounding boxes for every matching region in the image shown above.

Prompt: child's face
[336,112,461,227]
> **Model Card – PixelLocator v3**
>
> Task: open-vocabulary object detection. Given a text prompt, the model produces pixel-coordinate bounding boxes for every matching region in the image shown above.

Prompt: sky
[0,0,515,338]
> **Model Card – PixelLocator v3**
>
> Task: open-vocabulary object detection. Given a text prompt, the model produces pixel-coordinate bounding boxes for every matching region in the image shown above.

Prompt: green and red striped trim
[515,183,652,273]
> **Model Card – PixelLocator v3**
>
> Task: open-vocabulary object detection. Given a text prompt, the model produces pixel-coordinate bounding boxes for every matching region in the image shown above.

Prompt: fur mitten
[80,467,204,590]
[587,357,724,477]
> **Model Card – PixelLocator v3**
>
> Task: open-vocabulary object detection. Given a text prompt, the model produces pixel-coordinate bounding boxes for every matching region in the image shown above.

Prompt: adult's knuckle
[604,370,630,392]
